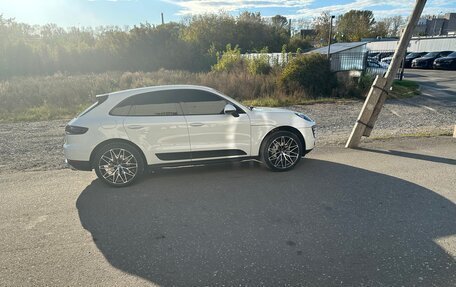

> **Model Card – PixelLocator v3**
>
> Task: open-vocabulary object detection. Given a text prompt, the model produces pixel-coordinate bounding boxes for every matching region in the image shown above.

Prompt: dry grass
[0,70,305,122]
[0,70,420,122]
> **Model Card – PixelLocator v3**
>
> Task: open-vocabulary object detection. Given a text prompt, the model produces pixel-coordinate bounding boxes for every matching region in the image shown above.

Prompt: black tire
[261,131,303,172]
[93,142,145,187]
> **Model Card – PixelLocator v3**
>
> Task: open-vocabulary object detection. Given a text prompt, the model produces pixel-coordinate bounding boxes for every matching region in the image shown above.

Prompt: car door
[118,90,191,165]
[178,89,251,160]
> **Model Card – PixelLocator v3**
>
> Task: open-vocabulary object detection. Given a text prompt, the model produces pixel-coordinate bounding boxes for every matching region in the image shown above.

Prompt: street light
[327,15,335,59]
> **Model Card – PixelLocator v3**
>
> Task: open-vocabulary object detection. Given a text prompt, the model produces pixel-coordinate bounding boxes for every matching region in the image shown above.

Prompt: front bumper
[411,61,432,68]
[298,126,316,152]
[433,62,454,69]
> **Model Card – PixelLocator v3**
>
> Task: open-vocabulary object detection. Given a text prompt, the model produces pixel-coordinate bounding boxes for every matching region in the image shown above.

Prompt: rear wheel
[261,131,303,172]
[93,142,145,187]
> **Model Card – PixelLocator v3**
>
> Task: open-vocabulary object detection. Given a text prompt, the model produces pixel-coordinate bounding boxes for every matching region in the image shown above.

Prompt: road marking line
[421,105,436,112]
[389,109,401,117]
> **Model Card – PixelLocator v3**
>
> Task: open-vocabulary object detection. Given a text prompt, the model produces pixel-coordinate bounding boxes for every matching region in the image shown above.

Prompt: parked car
[433,51,456,70]
[404,52,427,68]
[64,85,316,187]
[380,56,393,65]
[370,52,394,62]
[380,52,411,65]
[367,52,380,61]
[411,51,453,68]
[366,59,388,76]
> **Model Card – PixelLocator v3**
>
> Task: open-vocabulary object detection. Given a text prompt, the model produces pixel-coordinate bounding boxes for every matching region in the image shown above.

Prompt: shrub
[358,72,375,95]
[247,54,272,75]
[211,44,244,72]
[279,53,337,98]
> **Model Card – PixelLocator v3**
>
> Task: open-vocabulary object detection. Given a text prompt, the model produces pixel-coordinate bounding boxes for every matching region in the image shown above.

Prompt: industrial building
[366,35,456,52]
[413,13,456,36]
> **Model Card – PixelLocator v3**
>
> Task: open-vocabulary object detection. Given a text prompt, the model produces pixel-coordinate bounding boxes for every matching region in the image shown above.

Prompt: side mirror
[223,104,239,117]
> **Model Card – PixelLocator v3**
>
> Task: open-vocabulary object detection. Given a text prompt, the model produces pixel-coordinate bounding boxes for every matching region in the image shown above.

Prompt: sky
[0,0,455,27]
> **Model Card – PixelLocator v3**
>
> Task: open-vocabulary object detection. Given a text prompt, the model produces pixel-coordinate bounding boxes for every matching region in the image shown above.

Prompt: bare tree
[382,15,405,36]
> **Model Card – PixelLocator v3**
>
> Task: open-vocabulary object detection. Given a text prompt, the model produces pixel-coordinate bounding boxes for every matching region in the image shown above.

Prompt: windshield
[446,52,456,58]
[423,52,439,58]
[407,52,423,58]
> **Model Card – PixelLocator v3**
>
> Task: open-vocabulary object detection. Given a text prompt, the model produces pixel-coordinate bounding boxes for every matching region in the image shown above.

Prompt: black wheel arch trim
[89,138,148,168]
[259,126,306,157]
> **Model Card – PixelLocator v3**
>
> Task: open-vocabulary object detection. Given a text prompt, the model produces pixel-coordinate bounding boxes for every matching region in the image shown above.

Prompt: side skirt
[148,156,260,170]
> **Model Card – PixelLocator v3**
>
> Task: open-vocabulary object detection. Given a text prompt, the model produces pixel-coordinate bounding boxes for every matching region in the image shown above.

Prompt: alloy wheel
[98,148,138,185]
[267,136,300,169]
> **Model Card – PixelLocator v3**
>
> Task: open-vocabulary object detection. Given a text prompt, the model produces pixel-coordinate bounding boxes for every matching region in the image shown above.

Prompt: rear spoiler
[96,94,109,102]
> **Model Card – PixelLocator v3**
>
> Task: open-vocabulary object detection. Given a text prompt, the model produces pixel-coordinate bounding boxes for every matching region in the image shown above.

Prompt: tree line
[0,11,404,78]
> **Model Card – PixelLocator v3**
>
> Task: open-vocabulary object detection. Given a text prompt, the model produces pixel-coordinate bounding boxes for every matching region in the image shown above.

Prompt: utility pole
[289,19,292,37]
[345,0,427,148]
[161,13,164,25]
[327,15,335,59]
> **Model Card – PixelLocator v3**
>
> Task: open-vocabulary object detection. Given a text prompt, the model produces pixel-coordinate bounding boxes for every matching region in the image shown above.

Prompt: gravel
[292,95,456,144]
[0,93,454,174]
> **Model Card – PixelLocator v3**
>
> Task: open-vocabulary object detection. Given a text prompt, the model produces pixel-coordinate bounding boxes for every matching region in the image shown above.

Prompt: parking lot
[1,136,455,286]
[405,68,456,104]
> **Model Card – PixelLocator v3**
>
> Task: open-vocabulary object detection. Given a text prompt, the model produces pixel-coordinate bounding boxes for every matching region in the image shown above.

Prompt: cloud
[163,0,314,15]
[164,0,455,19]
[294,0,416,18]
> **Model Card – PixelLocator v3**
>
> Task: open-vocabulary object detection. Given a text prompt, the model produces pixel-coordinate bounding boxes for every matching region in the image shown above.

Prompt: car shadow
[76,159,456,286]
[356,147,456,165]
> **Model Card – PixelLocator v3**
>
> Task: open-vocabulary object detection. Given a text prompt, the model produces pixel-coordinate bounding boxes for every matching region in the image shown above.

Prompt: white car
[64,85,316,187]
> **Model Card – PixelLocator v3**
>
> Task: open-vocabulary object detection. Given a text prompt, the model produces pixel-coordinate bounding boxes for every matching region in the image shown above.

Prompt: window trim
[108,88,247,117]
[178,90,246,116]
[109,91,184,117]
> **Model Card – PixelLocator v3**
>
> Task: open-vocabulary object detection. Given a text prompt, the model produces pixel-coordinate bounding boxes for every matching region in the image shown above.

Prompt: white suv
[64,85,316,187]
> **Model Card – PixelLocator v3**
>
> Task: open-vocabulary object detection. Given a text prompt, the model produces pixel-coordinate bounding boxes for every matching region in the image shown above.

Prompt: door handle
[127,125,144,130]
[189,122,204,127]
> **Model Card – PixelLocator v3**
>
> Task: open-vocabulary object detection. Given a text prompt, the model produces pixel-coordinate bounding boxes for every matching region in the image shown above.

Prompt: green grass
[371,130,453,140]
[2,106,81,122]
[242,97,354,107]
[390,80,420,99]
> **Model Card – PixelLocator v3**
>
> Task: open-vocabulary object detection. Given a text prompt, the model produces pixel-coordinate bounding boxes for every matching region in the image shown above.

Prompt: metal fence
[243,50,403,78]
[242,53,297,66]
[330,50,404,78]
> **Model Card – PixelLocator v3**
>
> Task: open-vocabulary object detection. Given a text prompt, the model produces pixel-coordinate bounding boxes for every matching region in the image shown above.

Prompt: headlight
[295,112,313,122]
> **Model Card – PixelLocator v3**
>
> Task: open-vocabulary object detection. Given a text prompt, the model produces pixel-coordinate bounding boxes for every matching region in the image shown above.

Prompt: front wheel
[261,131,303,172]
[93,142,145,187]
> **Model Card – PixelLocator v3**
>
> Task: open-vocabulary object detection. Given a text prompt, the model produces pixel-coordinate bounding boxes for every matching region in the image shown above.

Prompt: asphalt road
[405,68,456,108]
[1,136,455,286]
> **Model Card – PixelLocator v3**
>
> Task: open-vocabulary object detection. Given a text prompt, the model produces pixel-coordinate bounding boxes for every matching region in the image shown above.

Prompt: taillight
[65,125,88,135]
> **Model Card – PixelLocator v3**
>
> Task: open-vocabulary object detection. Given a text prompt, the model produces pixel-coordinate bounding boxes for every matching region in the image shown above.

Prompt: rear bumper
[65,159,92,171]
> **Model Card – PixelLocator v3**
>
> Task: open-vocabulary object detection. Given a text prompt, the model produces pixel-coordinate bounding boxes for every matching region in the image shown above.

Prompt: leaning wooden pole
[345,0,427,148]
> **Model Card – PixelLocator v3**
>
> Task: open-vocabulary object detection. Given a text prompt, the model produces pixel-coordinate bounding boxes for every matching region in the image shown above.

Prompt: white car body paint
[64,85,315,167]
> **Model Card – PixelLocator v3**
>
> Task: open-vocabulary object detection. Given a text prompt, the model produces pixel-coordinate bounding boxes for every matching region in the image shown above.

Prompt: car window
[440,51,453,57]
[110,90,183,116]
[423,52,439,57]
[406,53,421,58]
[178,89,244,116]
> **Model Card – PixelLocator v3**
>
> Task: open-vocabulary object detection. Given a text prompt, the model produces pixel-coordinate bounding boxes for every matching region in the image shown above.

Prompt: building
[366,35,456,52]
[412,13,456,36]
[308,42,367,71]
